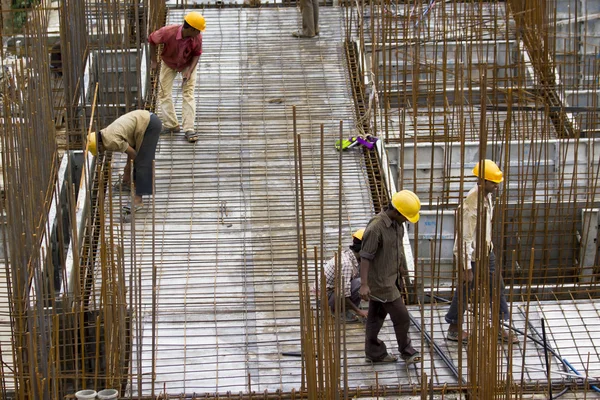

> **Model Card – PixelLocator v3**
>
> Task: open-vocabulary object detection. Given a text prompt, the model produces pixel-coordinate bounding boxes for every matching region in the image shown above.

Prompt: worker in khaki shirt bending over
[87,110,162,213]
[445,159,518,344]
[359,190,422,365]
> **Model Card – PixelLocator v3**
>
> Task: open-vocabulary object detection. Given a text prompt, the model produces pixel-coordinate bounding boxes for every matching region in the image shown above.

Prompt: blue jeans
[134,113,162,195]
[445,251,510,325]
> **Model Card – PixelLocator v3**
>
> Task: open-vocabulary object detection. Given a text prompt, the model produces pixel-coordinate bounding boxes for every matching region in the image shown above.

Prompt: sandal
[113,180,131,193]
[123,203,144,213]
[185,130,199,143]
[447,329,469,344]
[499,329,519,344]
[401,350,421,364]
[340,311,361,323]
[161,125,180,135]
[291,31,316,38]
[365,353,398,364]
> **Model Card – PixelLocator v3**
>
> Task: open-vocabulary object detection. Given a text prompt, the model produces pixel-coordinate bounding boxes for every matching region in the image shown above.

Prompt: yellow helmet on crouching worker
[352,229,365,241]
[87,131,97,156]
[350,228,365,252]
[391,190,421,223]
[473,159,503,183]
[184,12,206,32]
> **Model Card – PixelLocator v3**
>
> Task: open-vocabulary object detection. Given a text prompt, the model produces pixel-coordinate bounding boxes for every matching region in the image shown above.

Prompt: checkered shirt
[316,248,360,298]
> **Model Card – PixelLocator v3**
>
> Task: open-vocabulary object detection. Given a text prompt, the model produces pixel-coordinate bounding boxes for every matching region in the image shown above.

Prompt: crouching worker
[316,229,368,322]
[87,110,162,213]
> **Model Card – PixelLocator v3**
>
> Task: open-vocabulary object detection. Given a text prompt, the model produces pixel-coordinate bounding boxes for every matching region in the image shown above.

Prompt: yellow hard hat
[473,159,503,183]
[352,228,365,241]
[391,190,421,223]
[184,12,206,32]
[87,131,97,156]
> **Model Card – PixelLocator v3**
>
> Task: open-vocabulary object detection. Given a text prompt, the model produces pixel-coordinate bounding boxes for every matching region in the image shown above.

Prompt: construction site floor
[102,7,600,397]
[108,6,373,395]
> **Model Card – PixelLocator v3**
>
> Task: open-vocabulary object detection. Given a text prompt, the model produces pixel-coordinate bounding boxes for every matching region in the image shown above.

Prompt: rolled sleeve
[117,141,129,153]
[100,133,125,153]
[148,28,164,45]
[359,227,379,261]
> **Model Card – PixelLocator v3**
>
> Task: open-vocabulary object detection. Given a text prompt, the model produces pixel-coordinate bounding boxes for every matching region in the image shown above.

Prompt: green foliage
[10,0,39,32]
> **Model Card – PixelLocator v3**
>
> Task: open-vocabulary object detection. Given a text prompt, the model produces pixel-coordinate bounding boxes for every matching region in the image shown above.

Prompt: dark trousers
[134,113,162,196]
[365,296,412,360]
[327,277,361,313]
[445,251,510,325]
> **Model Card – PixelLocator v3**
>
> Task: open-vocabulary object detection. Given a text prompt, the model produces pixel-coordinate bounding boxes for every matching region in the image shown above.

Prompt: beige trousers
[156,61,197,132]
[300,0,319,36]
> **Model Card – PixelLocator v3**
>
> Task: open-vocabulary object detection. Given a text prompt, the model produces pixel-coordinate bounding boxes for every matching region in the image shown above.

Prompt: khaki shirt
[359,211,407,302]
[453,185,494,271]
[100,110,151,153]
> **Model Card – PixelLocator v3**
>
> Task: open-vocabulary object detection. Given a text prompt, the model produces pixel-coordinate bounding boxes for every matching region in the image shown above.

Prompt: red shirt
[148,25,202,72]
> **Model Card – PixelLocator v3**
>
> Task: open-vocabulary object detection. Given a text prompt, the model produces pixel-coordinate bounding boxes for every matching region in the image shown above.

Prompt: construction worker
[87,110,162,213]
[292,0,319,38]
[148,12,205,143]
[317,229,368,322]
[445,159,518,344]
[359,190,422,365]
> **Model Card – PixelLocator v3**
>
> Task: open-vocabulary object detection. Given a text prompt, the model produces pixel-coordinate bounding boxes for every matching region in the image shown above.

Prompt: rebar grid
[106,7,374,396]
[356,1,600,296]
[0,5,62,397]
[0,0,163,398]
[1,0,600,399]
[352,0,600,398]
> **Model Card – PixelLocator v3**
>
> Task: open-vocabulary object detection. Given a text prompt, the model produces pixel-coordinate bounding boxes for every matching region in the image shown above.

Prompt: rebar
[1,0,600,399]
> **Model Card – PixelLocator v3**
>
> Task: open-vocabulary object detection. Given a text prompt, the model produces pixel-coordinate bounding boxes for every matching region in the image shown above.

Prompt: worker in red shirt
[148,12,205,143]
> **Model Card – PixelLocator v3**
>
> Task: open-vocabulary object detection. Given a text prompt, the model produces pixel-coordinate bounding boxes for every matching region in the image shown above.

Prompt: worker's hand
[182,68,191,84]
[359,284,370,301]
[358,309,368,319]
[464,268,474,283]
[150,60,158,71]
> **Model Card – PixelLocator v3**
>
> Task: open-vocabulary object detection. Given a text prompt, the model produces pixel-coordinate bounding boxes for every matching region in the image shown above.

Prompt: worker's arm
[125,145,137,160]
[359,258,371,301]
[454,197,477,282]
[345,297,367,318]
[182,55,200,83]
[149,43,158,70]
[121,146,137,184]
[358,225,377,301]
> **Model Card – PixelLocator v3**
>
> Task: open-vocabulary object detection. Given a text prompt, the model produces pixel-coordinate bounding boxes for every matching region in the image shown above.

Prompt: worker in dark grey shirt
[359,190,422,364]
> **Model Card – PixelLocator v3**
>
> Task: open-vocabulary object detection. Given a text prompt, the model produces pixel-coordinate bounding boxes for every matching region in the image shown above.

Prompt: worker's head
[87,131,98,156]
[349,228,365,253]
[473,159,503,195]
[390,190,421,224]
[183,12,205,36]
